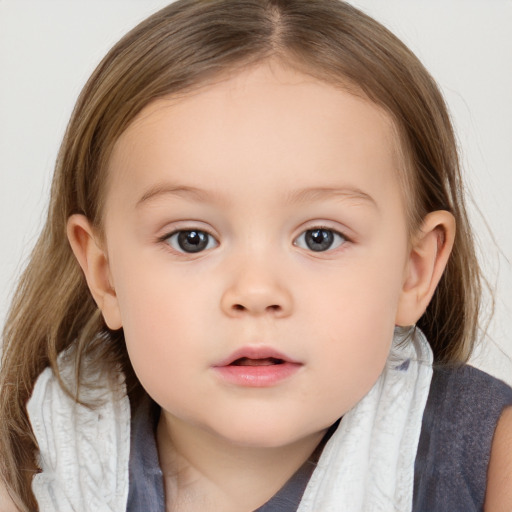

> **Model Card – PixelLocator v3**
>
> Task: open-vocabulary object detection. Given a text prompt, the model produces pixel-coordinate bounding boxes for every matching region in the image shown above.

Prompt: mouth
[213,347,302,387]
[214,346,300,368]
[230,357,286,367]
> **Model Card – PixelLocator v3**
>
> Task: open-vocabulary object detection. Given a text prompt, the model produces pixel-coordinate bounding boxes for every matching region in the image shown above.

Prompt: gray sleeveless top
[127,365,512,512]
[413,364,512,510]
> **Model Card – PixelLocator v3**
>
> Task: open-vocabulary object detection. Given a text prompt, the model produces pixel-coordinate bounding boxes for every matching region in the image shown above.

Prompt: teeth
[231,357,283,366]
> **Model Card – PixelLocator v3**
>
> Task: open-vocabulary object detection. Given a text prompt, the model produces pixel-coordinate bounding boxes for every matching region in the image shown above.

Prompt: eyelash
[159,225,350,255]
[161,229,219,254]
[293,226,348,253]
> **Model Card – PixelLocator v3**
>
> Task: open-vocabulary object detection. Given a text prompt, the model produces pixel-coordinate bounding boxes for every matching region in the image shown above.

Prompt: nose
[220,259,293,318]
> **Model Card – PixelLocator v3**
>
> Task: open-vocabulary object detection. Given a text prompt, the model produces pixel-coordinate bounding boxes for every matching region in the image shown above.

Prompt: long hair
[0,1,482,508]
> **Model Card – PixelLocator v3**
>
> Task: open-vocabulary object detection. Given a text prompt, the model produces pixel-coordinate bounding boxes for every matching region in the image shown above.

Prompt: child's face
[103,61,411,447]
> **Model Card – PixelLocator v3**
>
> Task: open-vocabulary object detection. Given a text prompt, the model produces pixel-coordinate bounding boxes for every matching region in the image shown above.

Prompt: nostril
[231,304,281,313]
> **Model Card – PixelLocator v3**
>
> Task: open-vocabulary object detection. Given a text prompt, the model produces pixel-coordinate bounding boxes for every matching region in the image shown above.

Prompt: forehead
[106,61,403,214]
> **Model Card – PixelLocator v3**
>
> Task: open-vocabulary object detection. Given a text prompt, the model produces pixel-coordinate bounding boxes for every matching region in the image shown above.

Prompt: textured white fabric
[27,328,432,512]
[27,350,130,512]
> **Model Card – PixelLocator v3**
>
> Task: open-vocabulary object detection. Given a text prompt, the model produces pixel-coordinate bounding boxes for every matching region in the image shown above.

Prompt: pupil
[178,230,208,253]
[306,229,333,252]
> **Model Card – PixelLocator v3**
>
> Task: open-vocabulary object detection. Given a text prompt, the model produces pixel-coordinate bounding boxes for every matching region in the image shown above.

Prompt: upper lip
[213,346,301,367]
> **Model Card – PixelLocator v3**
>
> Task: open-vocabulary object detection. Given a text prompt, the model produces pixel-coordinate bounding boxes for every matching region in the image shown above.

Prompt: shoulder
[430,363,512,398]
[484,405,512,511]
[422,364,512,445]
[426,364,512,426]
[413,364,512,511]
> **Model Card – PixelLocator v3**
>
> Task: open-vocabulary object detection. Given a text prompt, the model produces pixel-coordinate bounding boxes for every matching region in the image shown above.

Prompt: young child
[1,1,511,511]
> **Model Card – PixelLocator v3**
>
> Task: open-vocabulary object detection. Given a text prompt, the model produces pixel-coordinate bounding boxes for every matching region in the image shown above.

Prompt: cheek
[301,299,395,426]
[296,247,406,415]
[304,242,406,332]
[108,247,212,373]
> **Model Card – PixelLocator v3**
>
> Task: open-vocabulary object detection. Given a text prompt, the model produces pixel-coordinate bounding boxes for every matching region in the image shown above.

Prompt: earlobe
[395,210,455,326]
[66,214,122,330]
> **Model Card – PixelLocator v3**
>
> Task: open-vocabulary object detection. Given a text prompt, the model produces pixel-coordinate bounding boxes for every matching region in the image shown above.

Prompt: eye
[165,230,218,253]
[294,228,346,252]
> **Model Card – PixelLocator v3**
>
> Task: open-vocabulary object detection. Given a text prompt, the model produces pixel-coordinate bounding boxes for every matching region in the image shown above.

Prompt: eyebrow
[285,186,378,210]
[136,183,214,207]
[136,182,377,210]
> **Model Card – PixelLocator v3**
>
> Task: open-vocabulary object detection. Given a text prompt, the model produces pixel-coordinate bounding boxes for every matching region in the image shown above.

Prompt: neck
[156,412,326,512]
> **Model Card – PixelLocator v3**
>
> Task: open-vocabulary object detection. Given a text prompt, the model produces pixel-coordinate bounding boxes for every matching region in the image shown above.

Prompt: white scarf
[27,327,432,512]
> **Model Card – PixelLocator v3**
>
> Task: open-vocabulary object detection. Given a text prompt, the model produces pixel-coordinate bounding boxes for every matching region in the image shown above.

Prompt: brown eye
[166,230,217,253]
[294,228,346,252]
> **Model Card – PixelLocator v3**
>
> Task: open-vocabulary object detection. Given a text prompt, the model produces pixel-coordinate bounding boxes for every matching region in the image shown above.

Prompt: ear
[395,210,455,326]
[67,214,122,330]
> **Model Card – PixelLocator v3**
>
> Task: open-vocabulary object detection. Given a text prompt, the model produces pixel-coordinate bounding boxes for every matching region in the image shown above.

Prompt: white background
[1,1,511,384]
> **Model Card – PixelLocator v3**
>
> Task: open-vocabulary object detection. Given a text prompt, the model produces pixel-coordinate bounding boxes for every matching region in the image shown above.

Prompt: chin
[208,417,328,450]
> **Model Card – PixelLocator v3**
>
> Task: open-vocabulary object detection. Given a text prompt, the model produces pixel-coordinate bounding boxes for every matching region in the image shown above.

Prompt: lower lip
[213,362,302,387]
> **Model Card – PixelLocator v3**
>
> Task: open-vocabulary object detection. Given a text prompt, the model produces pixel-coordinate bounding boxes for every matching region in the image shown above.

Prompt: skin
[68,60,461,511]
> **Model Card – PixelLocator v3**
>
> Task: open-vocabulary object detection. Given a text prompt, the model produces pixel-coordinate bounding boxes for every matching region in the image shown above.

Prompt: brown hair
[0,0,482,508]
